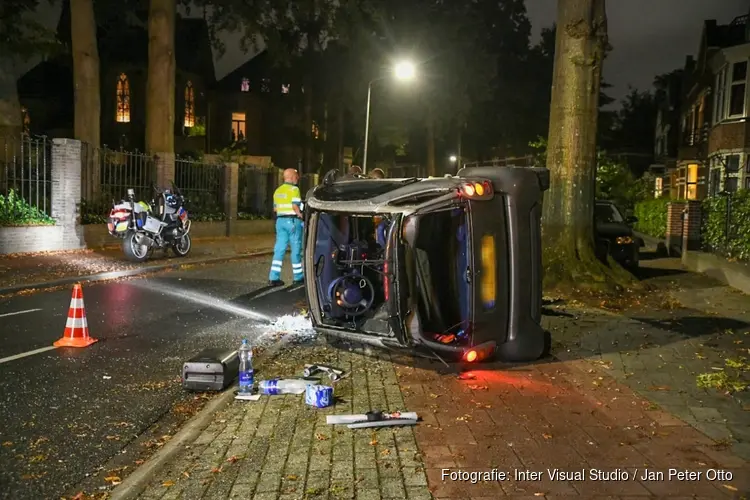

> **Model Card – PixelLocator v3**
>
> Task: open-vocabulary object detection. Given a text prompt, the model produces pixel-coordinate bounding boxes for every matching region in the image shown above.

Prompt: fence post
[155,152,176,187]
[665,201,685,257]
[51,138,85,249]
[224,162,239,237]
[681,200,702,262]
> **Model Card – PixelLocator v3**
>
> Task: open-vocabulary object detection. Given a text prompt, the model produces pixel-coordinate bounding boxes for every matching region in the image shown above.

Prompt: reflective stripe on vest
[273,183,301,216]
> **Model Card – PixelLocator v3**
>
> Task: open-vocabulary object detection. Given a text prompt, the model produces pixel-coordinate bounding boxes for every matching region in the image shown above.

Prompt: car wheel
[122,231,149,263]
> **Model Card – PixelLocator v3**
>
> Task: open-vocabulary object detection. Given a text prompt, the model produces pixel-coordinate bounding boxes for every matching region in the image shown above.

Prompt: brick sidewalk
[132,342,432,500]
[0,234,275,290]
[398,355,749,498]
[124,338,749,500]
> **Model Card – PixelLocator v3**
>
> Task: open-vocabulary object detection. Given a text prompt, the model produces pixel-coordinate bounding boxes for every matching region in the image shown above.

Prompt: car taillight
[462,340,495,363]
[457,181,493,199]
[383,261,389,301]
[110,210,129,219]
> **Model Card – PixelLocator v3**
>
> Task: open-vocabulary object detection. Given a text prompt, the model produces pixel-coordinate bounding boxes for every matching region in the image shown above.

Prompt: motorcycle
[107,184,192,262]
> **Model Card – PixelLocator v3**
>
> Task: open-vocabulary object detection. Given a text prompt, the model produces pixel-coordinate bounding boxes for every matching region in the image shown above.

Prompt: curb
[108,335,295,500]
[0,249,275,295]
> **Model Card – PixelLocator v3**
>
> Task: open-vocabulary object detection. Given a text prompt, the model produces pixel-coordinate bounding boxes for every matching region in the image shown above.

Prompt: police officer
[268,168,304,286]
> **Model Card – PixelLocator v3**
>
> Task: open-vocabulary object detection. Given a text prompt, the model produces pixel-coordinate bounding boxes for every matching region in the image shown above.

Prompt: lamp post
[362,60,416,174]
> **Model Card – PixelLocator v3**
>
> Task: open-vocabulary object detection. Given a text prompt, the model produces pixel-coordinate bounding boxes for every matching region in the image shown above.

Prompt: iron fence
[238,164,276,217]
[175,157,224,218]
[0,134,53,218]
[80,144,156,222]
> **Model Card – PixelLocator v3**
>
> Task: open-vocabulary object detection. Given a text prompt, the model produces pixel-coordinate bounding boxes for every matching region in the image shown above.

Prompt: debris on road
[304,384,333,408]
[181,348,240,392]
[327,410,419,429]
[303,363,345,381]
[258,314,316,340]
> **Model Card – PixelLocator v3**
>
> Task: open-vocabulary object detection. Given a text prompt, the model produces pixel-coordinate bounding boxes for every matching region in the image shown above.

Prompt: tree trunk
[542,0,630,290]
[0,60,22,138]
[426,111,436,176]
[70,0,101,199]
[145,0,175,159]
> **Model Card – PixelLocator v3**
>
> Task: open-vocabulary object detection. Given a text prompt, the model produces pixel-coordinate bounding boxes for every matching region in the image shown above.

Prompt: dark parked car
[302,166,551,364]
[595,200,640,269]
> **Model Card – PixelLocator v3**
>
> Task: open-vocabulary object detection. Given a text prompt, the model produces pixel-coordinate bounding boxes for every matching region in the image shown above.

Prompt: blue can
[305,384,333,408]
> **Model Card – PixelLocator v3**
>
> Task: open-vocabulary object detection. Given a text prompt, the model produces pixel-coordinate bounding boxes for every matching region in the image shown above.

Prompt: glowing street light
[449,155,457,163]
[363,60,418,174]
[394,61,416,81]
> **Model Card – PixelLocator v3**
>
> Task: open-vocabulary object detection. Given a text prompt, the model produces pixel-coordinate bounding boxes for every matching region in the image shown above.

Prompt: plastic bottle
[238,339,254,394]
[258,379,310,395]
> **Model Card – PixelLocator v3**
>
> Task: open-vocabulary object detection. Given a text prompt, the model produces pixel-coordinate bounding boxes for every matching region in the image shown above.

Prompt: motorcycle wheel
[122,231,150,262]
[172,233,192,257]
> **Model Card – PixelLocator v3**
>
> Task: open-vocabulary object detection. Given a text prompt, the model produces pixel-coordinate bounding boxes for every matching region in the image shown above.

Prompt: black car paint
[594,201,639,268]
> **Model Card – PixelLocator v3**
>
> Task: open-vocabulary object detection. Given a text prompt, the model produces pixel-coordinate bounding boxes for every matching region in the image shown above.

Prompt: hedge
[0,189,55,226]
[702,190,750,261]
[633,198,670,238]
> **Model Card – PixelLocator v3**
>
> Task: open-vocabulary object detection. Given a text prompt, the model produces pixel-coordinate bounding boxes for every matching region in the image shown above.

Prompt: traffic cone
[54,283,98,348]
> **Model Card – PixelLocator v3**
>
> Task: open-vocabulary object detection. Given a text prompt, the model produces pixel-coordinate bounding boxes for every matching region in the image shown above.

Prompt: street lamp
[362,60,416,174]
[449,155,457,163]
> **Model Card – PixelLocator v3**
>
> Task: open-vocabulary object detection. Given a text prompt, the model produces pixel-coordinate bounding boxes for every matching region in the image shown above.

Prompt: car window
[595,204,623,223]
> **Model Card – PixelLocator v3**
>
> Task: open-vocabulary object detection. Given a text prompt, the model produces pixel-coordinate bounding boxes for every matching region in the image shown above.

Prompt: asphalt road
[0,257,307,500]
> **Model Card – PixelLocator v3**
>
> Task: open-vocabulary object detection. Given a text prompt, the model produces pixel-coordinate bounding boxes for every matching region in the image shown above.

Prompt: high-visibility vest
[273,182,302,216]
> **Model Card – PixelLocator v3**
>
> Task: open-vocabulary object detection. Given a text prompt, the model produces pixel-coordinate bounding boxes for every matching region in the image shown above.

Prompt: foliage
[595,153,653,210]
[633,198,670,239]
[696,357,749,393]
[237,212,270,221]
[702,190,750,261]
[0,189,55,226]
[188,117,207,137]
[0,0,60,58]
[79,198,109,225]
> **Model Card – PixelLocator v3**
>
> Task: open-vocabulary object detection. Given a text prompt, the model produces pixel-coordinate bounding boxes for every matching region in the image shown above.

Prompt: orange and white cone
[53,284,98,348]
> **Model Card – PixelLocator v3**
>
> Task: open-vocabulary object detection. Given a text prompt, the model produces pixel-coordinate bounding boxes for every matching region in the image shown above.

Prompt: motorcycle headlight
[616,236,633,245]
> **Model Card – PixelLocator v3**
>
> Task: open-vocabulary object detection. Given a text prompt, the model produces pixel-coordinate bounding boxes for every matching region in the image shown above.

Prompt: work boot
[269,280,285,287]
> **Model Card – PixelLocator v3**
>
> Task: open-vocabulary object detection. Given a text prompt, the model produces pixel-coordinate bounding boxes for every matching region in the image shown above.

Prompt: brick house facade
[653,11,750,200]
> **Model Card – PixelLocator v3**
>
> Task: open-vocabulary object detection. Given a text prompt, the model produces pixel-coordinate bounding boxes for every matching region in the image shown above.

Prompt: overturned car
[302,165,551,363]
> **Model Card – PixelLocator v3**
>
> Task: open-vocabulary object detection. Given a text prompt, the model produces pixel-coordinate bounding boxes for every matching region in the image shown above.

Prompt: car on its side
[301,166,551,364]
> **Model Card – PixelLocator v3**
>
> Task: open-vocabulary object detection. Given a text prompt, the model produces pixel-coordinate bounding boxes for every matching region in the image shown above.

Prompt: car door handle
[465,267,472,283]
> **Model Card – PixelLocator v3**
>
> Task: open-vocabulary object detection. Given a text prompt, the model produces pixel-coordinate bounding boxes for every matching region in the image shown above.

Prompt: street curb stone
[108,335,295,500]
[0,249,274,295]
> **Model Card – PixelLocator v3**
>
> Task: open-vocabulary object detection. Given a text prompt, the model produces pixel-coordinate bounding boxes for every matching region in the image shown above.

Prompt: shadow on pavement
[634,265,687,280]
[631,315,749,338]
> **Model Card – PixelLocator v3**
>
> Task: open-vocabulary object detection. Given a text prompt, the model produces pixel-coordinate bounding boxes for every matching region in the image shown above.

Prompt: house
[17,4,215,155]
[654,10,750,200]
[650,70,683,198]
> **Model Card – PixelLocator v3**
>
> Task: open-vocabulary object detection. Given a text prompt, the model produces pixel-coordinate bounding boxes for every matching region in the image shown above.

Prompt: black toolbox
[182,348,240,391]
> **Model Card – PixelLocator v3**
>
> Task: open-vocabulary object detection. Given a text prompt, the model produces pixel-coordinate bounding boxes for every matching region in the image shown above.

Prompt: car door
[466,196,510,346]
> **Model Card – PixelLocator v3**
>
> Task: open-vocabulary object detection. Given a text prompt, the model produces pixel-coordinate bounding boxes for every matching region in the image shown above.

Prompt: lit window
[261,78,270,92]
[311,121,320,139]
[184,81,195,128]
[654,177,663,198]
[281,84,290,94]
[116,73,131,123]
[241,78,250,92]
[231,112,246,142]
[686,164,698,200]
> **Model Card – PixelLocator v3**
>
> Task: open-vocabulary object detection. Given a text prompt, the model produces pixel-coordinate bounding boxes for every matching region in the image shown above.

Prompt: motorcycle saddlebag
[181,348,240,392]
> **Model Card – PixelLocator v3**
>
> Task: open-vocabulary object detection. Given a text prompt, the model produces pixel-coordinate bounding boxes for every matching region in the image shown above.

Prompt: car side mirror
[625,215,638,224]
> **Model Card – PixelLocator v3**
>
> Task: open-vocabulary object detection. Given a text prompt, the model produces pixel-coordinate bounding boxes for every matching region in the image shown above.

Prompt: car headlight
[616,236,633,245]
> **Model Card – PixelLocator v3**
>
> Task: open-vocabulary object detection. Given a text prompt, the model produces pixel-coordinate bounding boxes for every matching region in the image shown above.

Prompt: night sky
[25,0,750,107]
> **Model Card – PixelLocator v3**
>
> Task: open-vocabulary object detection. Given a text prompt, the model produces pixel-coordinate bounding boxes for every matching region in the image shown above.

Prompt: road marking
[0,345,57,365]
[0,308,42,318]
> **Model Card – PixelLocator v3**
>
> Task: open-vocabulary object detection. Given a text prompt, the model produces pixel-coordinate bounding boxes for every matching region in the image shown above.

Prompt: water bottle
[258,379,310,395]
[238,339,254,394]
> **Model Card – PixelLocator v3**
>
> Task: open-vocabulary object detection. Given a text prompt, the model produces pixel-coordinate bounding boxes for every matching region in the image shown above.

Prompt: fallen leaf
[226,455,241,464]
[135,460,145,465]
[429,393,440,398]
[106,435,120,441]
[2,442,12,447]
[211,466,222,474]
[733,340,743,345]
[314,433,328,441]
[29,454,46,463]
[369,439,378,446]
[467,385,488,390]
[104,476,121,483]
[162,480,175,487]
[380,449,391,456]
[722,484,737,492]
[182,471,190,478]
[286,474,299,480]
[542,433,553,440]
[649,386,670,391]
[458,373,477,380]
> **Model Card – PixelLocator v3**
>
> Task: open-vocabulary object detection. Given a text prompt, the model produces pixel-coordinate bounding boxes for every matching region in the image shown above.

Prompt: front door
[467,197,510,346]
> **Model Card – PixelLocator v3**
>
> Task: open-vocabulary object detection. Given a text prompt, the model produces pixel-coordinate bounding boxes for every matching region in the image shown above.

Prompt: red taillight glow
[465,350,478,362]
[110,210,129,219]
